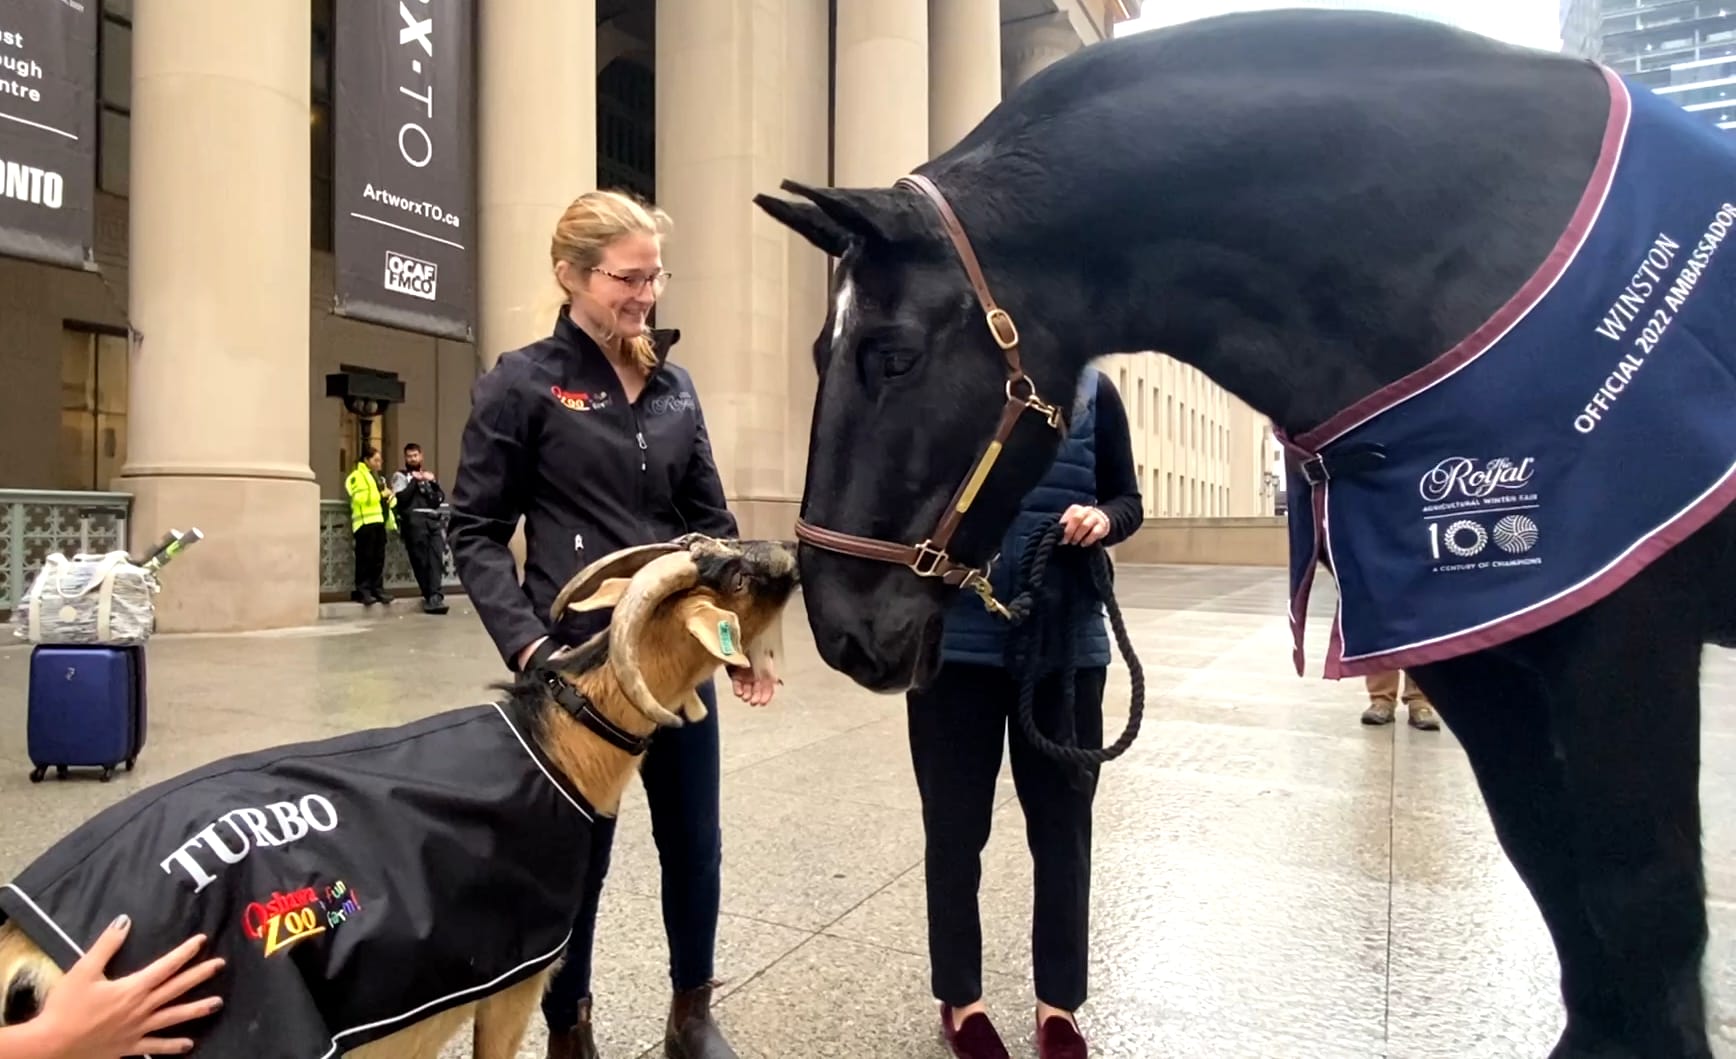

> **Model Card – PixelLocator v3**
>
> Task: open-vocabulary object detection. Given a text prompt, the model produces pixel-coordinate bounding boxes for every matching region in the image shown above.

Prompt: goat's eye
[731,572,750,594]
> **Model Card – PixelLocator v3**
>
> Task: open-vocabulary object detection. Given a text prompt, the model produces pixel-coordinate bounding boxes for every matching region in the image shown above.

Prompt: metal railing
[1,491,460,613]
[0,490,132,613]
[318,500,462,598]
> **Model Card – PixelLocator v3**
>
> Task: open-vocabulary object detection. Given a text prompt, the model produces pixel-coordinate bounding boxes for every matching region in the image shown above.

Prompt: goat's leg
[473,968,552,1059]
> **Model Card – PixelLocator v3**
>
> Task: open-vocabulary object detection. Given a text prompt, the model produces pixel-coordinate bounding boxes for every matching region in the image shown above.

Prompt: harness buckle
[1299,456,1330,487]
[985,308,1020,350]
[910,541,949,578]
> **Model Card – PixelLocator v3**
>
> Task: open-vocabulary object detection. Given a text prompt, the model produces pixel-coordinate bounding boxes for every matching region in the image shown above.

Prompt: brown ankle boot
[547,997,600,1059]
[665,981,739,1059]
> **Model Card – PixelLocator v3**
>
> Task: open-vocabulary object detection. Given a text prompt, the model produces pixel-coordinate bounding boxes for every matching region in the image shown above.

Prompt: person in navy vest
[906,367,1142,1059]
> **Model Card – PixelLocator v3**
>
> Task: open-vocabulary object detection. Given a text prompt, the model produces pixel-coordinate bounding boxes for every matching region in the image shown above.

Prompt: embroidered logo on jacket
[647,391,695,416]
[552,386,611,412]
[158,795,341,893]
[241,878,364,958]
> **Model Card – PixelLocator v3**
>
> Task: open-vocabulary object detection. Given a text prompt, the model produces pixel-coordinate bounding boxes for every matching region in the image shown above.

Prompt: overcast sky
[1116,1,1564,52]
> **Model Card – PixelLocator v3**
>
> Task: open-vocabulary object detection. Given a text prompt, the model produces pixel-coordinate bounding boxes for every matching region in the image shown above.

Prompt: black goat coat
[0,702,594,1058]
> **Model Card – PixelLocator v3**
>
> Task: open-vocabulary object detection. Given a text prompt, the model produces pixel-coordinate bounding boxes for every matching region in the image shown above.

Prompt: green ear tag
[718,620,736,656]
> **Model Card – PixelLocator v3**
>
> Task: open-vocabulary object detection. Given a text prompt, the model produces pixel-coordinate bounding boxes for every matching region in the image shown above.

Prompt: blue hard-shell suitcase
[26,644,147,783]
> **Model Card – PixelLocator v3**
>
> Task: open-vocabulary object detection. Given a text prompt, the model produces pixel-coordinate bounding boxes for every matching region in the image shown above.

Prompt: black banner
[0,0,97,270]
[334,0,475,341]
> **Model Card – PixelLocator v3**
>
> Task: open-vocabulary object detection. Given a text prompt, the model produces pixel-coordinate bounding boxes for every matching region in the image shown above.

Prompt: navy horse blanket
[0,702,594,1058]
[1283,65,1736,678]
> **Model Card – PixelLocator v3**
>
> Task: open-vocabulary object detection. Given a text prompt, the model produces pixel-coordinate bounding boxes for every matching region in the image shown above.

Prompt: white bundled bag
[11,551,159,645]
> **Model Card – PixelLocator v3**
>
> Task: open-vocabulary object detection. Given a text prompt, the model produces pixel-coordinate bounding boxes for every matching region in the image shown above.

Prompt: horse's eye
[882,351,918,378]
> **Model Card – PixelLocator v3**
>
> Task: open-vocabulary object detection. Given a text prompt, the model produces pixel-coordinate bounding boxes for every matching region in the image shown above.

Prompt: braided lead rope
[1002,519,1146,767]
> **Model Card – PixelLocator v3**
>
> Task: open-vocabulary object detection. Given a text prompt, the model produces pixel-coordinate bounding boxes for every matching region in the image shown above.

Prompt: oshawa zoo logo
[551,386,611,412]
[1418,456,1537,503]
[241,878,365,958]
[383,250,438,301]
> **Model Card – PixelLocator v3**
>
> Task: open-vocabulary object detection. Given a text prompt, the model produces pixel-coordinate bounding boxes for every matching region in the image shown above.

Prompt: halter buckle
[985,307,1020,350]
[910,541,949,578]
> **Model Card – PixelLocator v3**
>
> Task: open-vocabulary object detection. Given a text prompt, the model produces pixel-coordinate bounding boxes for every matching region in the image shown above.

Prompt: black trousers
[352,522,387,597]
[905,661,1105,1011]
[399,512,446,599]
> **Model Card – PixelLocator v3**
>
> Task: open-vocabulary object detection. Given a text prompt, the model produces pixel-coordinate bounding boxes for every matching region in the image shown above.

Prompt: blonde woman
[448,190,772,1059]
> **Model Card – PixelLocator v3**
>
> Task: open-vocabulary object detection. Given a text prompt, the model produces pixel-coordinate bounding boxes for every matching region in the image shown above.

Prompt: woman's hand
[730,668,778,708]
[14,916,225,1059]
[1059,504,1111,547]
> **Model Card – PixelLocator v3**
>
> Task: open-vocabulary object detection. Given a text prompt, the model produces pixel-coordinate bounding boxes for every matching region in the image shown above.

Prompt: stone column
[1003,11,1083,93]
[836,0,929,185]
[122,0,317,632]
[657,0,830,540]
[478,0,596,368]
[928,0,1002,156]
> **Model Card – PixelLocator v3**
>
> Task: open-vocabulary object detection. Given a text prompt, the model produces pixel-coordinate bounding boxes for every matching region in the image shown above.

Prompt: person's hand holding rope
[1059,504,1111,547]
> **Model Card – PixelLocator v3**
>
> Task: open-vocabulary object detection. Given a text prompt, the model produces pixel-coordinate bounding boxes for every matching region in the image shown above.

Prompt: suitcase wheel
[125,758,136,772]
[55,766,68,781]
[28,767,44,784]
[100,767,114,783]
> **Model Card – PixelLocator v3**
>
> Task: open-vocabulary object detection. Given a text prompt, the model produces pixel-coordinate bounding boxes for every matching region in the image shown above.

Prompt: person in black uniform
[447,188,775,1059]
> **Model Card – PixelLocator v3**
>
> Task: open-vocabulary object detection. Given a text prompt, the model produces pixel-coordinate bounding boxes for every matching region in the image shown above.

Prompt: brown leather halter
[792,173,1069,619]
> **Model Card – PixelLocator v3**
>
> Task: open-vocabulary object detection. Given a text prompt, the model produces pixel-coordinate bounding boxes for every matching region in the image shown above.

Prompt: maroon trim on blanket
[1294,65,1632,454]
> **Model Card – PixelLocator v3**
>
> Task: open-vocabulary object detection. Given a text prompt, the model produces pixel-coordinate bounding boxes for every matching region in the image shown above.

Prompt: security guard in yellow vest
[345,446,397,605]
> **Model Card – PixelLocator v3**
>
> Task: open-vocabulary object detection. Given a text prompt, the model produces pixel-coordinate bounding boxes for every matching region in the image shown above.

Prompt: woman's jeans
[542,678,723,1030]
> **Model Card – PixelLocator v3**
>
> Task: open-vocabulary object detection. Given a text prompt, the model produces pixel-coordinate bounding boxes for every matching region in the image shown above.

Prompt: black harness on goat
[537,669,654,756]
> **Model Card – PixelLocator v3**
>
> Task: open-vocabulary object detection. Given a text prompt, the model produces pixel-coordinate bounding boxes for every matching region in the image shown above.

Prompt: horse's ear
[776,180,926,246]
[753,194,852,258]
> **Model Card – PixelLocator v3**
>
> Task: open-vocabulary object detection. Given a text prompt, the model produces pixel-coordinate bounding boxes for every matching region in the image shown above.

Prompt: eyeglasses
[591,267,672,295]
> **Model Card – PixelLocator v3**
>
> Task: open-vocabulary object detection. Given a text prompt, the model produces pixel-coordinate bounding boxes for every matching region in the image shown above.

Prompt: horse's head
[754,177,1089,692]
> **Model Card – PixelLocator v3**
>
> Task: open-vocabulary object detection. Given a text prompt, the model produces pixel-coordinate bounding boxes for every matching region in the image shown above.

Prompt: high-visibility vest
[344,462,396,532]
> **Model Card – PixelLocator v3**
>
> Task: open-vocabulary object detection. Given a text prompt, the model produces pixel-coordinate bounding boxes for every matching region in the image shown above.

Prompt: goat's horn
[608,550,700,726]
[550,542,685,622]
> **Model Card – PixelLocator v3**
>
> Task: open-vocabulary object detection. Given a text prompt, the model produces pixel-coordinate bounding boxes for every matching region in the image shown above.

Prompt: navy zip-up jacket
[448,311,738,668]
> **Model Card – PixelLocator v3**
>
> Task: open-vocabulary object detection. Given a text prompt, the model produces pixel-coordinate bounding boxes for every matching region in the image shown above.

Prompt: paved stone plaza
[1,565,1732,1058]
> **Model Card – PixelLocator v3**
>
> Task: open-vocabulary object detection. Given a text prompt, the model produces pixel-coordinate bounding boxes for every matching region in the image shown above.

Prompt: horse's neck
[943,53,1611,435]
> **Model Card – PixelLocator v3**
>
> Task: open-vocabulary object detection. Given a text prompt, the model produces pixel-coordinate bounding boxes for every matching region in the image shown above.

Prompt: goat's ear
[566,577,630,613]
[683,600,750,667]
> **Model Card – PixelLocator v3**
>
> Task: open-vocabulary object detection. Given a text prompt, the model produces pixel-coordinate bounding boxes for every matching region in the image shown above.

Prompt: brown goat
[0,535,798,1059]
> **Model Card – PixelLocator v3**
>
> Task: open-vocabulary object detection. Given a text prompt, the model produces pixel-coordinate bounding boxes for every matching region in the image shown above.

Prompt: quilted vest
[939,369,1110,671]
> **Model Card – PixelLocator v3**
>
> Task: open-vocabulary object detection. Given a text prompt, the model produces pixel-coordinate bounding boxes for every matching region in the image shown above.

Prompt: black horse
[754,10,1736,1059]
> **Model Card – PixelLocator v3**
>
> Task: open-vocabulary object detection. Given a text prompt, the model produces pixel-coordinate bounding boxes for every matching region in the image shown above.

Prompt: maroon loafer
[940,1004,1012,1059]
[1037,1015,1089,1059]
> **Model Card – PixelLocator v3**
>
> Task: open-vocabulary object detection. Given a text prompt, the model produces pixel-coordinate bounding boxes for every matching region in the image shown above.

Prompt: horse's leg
[1409,653,1618,1057]
[1537,589,1709,1058]
[1420,574,1711,1058]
